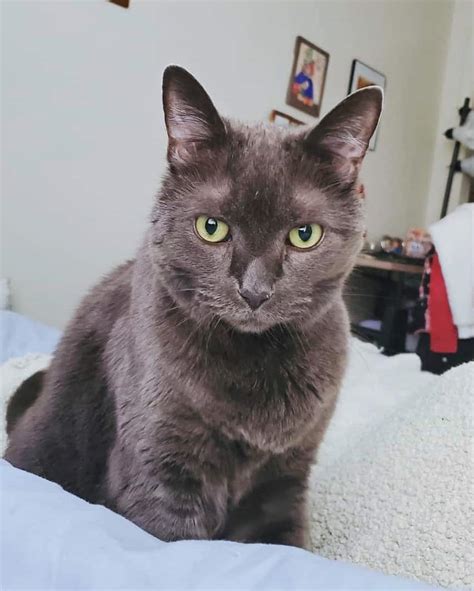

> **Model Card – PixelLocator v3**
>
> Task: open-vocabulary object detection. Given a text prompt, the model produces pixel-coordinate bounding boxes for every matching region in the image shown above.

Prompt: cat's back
[43,258,136,403]
[5,260,136,498]
[67,259,135,337]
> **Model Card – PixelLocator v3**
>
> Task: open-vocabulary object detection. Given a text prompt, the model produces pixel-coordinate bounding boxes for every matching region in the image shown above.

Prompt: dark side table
[353,254,424,355]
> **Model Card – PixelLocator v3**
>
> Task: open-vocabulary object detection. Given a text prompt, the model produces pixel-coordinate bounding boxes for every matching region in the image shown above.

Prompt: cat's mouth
[233,319,272,334]
[223,308,279,334]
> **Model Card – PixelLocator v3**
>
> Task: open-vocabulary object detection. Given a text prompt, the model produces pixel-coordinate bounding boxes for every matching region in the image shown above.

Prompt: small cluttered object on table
[362,227,432,261]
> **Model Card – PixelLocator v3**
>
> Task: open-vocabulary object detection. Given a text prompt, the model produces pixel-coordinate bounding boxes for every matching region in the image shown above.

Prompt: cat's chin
[224,315,279,335]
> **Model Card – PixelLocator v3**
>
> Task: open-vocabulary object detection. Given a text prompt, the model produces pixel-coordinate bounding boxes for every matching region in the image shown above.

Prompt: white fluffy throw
[0,353,52,456]
[310,362,474,590]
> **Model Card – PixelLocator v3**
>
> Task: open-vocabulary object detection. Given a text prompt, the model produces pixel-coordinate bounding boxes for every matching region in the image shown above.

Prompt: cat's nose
[238,287,272,310]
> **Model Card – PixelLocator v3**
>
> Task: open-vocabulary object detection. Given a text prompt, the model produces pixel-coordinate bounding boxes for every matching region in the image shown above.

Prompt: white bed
[3,310,470,590]
[1,458,435,591]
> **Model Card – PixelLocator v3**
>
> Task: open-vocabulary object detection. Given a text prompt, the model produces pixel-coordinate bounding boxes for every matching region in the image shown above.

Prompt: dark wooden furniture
[347,254,424,355]
[355,254,424,275]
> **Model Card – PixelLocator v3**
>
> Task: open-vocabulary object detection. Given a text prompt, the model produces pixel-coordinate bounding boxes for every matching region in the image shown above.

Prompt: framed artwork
[348,59,386,150]
[269,110,304,127]
[109,0,130,7]
[286,36,329,118]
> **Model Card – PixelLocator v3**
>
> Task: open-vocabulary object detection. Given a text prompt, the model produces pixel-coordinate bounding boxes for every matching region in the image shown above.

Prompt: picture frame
[348,59,386,150]
[109,0,130,7]
[269,110,304,128]
[286,36,329,119]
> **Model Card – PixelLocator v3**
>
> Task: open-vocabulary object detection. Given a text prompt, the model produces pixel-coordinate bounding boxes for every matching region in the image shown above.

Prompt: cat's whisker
[203,316,222,364]
[174,287,202,294]
[288,325,310,359]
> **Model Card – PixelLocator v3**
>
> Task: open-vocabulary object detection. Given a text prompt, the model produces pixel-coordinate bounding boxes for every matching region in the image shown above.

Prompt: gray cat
[5,66,382,548]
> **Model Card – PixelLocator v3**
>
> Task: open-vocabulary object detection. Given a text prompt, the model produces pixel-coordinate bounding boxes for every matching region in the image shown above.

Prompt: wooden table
[356,254,424,275]
[353,254,424,354]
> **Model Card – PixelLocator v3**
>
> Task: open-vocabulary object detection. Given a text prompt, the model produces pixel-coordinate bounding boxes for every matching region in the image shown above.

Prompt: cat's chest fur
[114,290,340,456]
[107,310,340,537]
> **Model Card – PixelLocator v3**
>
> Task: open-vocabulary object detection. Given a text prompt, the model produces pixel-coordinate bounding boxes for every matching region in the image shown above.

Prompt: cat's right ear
[162,66,226,166]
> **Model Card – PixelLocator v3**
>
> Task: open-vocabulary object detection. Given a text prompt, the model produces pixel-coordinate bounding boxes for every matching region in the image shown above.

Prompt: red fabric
[428,253,458,353]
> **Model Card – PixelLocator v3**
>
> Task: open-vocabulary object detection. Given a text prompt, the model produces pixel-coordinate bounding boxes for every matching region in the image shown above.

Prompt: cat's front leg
[223,449,312,549]
[224,476,309,548]
[108,430,228,542]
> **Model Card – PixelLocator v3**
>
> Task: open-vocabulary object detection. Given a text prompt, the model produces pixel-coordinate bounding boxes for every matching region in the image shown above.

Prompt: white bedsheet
[0,310,60,363]
[0,312,440,590]
[0,460,435,590]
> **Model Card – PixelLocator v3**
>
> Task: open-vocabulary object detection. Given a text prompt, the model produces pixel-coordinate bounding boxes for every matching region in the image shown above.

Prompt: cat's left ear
[305,86,383,172]
[162,65,226,166]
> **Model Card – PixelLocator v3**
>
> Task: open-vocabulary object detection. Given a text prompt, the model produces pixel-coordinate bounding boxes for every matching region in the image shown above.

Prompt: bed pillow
[310,362,474,589]
[0,310,60,363]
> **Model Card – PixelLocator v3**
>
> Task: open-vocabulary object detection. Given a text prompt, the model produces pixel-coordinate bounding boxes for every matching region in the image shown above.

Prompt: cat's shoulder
[63,260,136,342]
[93,260,135,299]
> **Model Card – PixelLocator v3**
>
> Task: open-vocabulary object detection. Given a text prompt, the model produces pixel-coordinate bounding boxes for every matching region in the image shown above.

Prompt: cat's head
[150,66,382,333]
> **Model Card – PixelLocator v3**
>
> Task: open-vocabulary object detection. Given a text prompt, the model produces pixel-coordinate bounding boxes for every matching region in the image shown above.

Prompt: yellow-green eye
[195,216,230,243]
[288,224,324,249]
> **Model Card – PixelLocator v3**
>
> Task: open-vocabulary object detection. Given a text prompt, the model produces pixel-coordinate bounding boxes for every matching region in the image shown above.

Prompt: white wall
[424,0,474,225]
[1,0,454,327]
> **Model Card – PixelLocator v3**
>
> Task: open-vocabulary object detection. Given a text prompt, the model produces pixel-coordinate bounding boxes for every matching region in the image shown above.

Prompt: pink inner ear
[323,132,368,161]
[167,139,219,168]
[167,111,214,142]
[167,139,199,165]
[357,183,366,199]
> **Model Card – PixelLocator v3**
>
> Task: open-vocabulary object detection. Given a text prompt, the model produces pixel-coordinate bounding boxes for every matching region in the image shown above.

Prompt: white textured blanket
[311,361,474,590]
[0,353,52,456]
[1,345,473,589]
[430,203,474,339]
